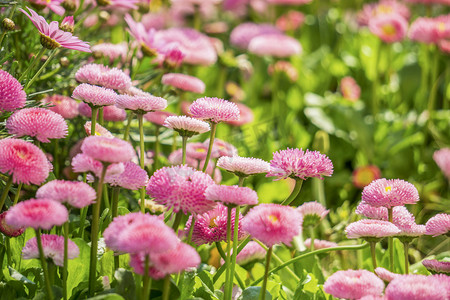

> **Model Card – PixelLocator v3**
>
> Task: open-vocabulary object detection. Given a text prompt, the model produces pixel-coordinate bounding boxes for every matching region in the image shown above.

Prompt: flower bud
[2,18,15,31]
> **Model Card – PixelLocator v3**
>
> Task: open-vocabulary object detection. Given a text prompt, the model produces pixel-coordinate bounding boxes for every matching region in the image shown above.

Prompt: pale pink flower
[422,260,450,274]
[375,267,400,282]
[151,242,200,274]
[6,199,68,230]
[235,241,266,265]
[186,142,209,160]
[276,11,305,32]
[81,136,134,164]
[28,0,65,15]
[71,153,124,178]
[205,185,258,206]
[323,269,385,299]
[297,201,329,226]
[20,7,90,52]
[42,95,79,119]
[358,0,410,27]
[439,39,450,53]
[352,165,381,188]
[248,34,302,57]
[0,211,25,237]
[91,42,128,63]
[36,180,96,208]
[108,162,148,190]
[6,108,68,143]
[189,97,240,123]
[116,94,167,113]
[0,139,51,185]
[161,73,205,93]
[226,103,254,126]
[242,204,302,247]
[72,83,117,107]
[345,219,400,239]
[0,69,27,112]
[78,102,127,122]
[268,61,299,82]
[217,156,270,177]
[129,253,165,279]
[362,179,420,208]
[369,14,408,43]
[204,138,238,158]
[433,148,450,179]
[340,77,361,102]
[75,64,132,91]
[267,0,311,4]
[409,16,450,44]
[164,116,210,137]
[425,213,450,236]
[125,14,161,57]
[97,0,138,9]
[385,275,448,300]
[230,22,281,49]
[144,111,176,126]
[22,234,79,267]
[267,148,333,180]
[83,121,114,138]
[304,239,338,250]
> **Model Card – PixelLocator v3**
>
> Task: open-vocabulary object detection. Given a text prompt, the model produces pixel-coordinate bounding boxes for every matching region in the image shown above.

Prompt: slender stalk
[281,179,303,206]
[111,187,120,272]
[371,40,382,117]
[223,206,233,300]
[193,5,201,31]
[202,123,217,172]
[18,47,46,82]
[138,113,146,213]
[35,229,54,300]
[369,241,377,271]
[227,206,240,299]
[90,107,99,136]
[403,242,409,275]
[63,222,69,300]
[142,255,151,300]
[0,176,13,211]
[187,217,195,244]
[181,136,188,165]
[162,275,171,300]
[78,206,88,238]
[238,177,245,187]
[259,247,273,300]
[103,184,110,211]
[25,50,57,90]
[12,183,22,206]
[213,236,251,283]
[0,32,7,49]
[123,113,133,141]
[5,237,12,265]
[98,107,104,126]
[215,242,226,260]
[89,164,108,296]
[309,226,315,252]
[153,126,160,171]
[388,208,394,271]
[172,212,183,232]
[427,48,440,122]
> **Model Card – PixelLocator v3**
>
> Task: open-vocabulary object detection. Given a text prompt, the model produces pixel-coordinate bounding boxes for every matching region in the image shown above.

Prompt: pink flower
[234,241,266,265]
[162,47,185,69]
[144,111,176,127]
[268,61,299,82]
[0,211,25,237]
[375,267,400,282]
[116,94,167,113]
[28,0,65,15]
[345,219,400,239]
[385,275,448,300]
[226,103,254,126]
[97,0,138,9]
[6,108,68,143]
[22,234,79,267]
[267,0,311,4]
[409,16,450,44]
[42,95,79,119]
[242,204,302,247]
[340,77,361,102]
[186,203,244,245]
[205,185,258,206]
[72,83,117,107]
[0,139,51,185]
[186,142,209,160]
[60,16,74,33]
[297,201,329,226]
[189,97,240,123]
[369,14,408,43]
[204,138,238,158]
[71,153,124,178]
[83,121,114,138]
[164,116,210,137]
[352,165,382,188]
[91,42,128,63]
[217,156,270,177]
[75,64,132,90]
[276,11,305,32]
[425,213,450,236]
[107,162,149,190]
[161,73,205,93]
[20,7,90,52]
[358,0,410,27]
[267,148,334,180]
[36,180,96,208]
[129,253,165,279]
[78,102,127,121]
[248,34,302,57]
[422,260,450,274]
[433,148,450,179]
[81,136,134,164]
[323,269,385,299]
[304,239,338,250]
[146,165,215,214]
[362,179,420,208]
[0,69,27,112]
[151,242,200,274]
[6,199,68,230]
[125,14,161,57]
[230,22,281,49]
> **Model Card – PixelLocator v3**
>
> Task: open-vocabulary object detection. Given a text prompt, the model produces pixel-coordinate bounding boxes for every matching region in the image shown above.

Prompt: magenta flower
[422,260,450,274]
[75,64,132,91]
[433,148,450,179]
[189,97,240,123]
[78,102,127,122]
[59,16,74,33]
[6,199,68,230]
[374,267,400,282]
[116,94,167,113]
[425,213,450,237]
[151,242,200,274]
[230,22,281,49]
[72,83,117,107]
[107,162,149,190]
[340,77,361,102]
[297,201,329,227]
[345,219,400,239]
[28,0,65,15]
[42,95,79,119]
[144,111,176,127]
[304,239,338,250]
[369,14,408,43]
[0,211,25,237]
[362,178,420,208]
[81,136,134,164]
[323,269,385,299]
[242,204,302,247]
[0,69,27,112]
[161,73,205,93]
[22,234,79,267]
[36,180,96,208]
[385,275,448,300]
[226,103,254,126]
[352,165,382,189]
[124,14,161,57]
[83,122,114,138]
[205,185,259,206]
[248,34,302,58]
[162,47,185,69]
[0,138,51,185]
[276,11,305,32]
[146,165,216,214]
[6,108,68,143]
[20,7,90,52]
[217,156,270,177]
[164,116,210,137]
[267,148,333,180]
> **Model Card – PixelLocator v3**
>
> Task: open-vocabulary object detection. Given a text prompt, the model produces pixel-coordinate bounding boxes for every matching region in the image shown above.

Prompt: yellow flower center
[40,34,61,50]
[376,5,393,15]
[385,186,392,192]
[209,217,217,228]
[381,24,396,36]
[437,22,446,33]
[268,215,279,224]
[196,148,206,153]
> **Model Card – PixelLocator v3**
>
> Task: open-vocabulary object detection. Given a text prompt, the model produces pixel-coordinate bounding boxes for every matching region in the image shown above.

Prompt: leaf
[67,238,91,297]
[113,268,136,300]
[180,271,196,300]
[88,293,125,300]
[238,287,272,300]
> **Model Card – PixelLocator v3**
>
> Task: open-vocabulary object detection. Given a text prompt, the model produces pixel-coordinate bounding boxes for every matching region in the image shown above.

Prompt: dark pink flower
[161,73,205,93]
[205,185,259,206]
[0,211,25,237]
[36,180,96,208]
[0,69,27,112]
[324,269,385,299]
[189,97,240,123]
[362,179,420,208]
[42,95,79,119]
[422,260,450,274]
[60,16,74,32]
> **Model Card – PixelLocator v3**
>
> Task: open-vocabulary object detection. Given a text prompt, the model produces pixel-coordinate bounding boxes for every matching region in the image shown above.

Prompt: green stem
[213,236,251,283]
[111,187,120,272]
[78,206,88,238]
[187,216,195,244]
[388,208,394,272]
[13,183,22,206]
[138,113,146,213]
[369,241,377,271]
[371,40,382,117]
[228,206,240,299]
[309,226,315,252]
[238,177,245,187]
[403,242,409,275]
[0,176,13,211]
[215,242,226,260]
[153,126,160,171]
[280,179,303,206]
[162,275,171,300]
[202,123,217,172]
[90,107,99,136]
[142,255,151,300]
[5,237,12,266]
[223,206,233,300]
[63,222,69,300]
[193,5,201,31]
[103,184,110,211]
[259,247,273,300]
[35,229,54,300]
[181,136,188,165]
[18,47,46,82]
[123,113,133,141]
[172,212,183,232]
[88,164,108,296]
[25,50,57,90]
[98,107,104,126]
[427,48,440,122]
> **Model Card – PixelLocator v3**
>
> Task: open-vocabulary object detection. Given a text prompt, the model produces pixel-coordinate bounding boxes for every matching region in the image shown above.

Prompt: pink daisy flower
[97,0,138,9]
[369,14,408,43]
[409,16,450,44]
[71,153,124,179]
[297,201,329,227]
[129,253,166,279]
[204,138,238,158]
[0,211,25,237]
[186,142,209,161]
[186,203,244,245]
[146,165,215,214]
[268,61,299,82]
[323,269,385,299]
[41,95,79,119]
[164,115,210,137]
[60,16,74,33]
[81,136,134,164]
[36,180,96,208]
[6,199,68,230]
[91,42,128,63]
[162,47,185,69]
[375,267,400,282]
[144,111,176,127]
[151,242,201,274]
[234,241,266,265]
[125,14,162,57]
[0,138,51,185]
[83,121,114,138]
[340,76,361,102]
[189,97,240,123]
[116,94,167,113]
[107,162,149,190]
[72,83,117,107]
[304,238,338,250]
[22,234,79,267]
[362,179,420,208]
[352,165,382,189]
[6,108,68,143]
[28,0,65,16]
[242,204,302,247]
[345,219,400,240]
[20,7,90,52]
[267,148,334,180]
[0,69,27,112]
[205,185,259,206]
[267,0,311,4]
[358,0,410,27]
[161,73,205,94]
[75,64,132,91]
[425,213,450,236]
[226,103,254,126]
[276,11,305,32]
[433,148,450,179]
[217,156,270,177]
[78,102,127,122]
[230,22,281,49]
[385,275,448,300]
[422,260,450,274]
[248,34,302,58]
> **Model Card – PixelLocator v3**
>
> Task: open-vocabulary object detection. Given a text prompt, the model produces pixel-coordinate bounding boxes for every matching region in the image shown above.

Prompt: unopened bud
[59,16,74,33]
[61,0,77,12]
[2,18,15,31]
[60,57,69,67]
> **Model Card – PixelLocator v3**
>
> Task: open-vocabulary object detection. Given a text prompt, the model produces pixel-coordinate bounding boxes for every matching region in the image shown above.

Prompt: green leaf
[67,238,91,297]
[239,287,272,300]
[113,268,136,300]
[180,271,196,300]
[88,293,125,300]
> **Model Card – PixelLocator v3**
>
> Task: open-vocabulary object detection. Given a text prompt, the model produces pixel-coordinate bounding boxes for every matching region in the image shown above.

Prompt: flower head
[248,34,302,57]
[205,185,258,206]
[151,242,200,274]
[83,121,114,138]
[72,83,117,107]
[304,239,338,250]
[81,136,134,164]
[374,267,400,282]
[362,178,420,208]
[323,269,385,299]
[345,219,400,240]
[164,116,210,137]
[6,199,68,230]
[205,139,238,158]
[22,234,79,267]
[116,94,167,113]
[60,16,74,32]
[234,241,266,265]
[425,213,450,237]
[78,102,127,122]
[385,275,448,300]
[276,11,305,32]
[340,77,361,102]
[71,153,124,178]
[42,95,79,119]
[242,204,302,247]
[29,0,65,15]
[0,139,51,185]
[369,14,408,43]
[230,22,281,49]
[352,165,382,188]
[217,156,270,177]
[36,180,96,208]
[75,64,132,90]
[6,108,68,143]
[0,69,27,112]
[189,97,240,123]
[226,103,254,127]
[409,16,450,45]
[297,201,329,227]
[0,211,25,237]
[91,42,128,63]
[186,143,209,160]
[107,162,148,190]
[144,111,176,127]
[125,14,161,57]
[422,260,450,274]
[433,148,450,179]
[161,73,205,93]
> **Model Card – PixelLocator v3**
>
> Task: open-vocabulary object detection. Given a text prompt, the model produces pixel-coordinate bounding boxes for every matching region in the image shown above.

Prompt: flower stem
[63,221,69,300]
[25,50,58,91]
[223,206,233,300]
[309,226,315,252]
[215,242,226,260]
[388,208,394,272]
[90,107,99,136]
[0,176,13,211]
[162,275,171,300]
[123,113,133,141]
[172,211,183,232]
[18,47,46,82]
[141,255,151,300]
[427,47,440,122]
[238,177,245,187]
[138,113,146,213]
[111,187,120,272]
[182,136,188,165]
[98,107,104,126]
[371,40,382,117]
[187,216,195,245]
[260,246,273,300]
[89,164,108,296]
[227,206,240,299]
[78,206,88,238]
[35,228,54,300]
[369,241,377,271]
[5,237,12,265]
[281,179,303,206]
[153,126,160,172]
[403,242,409,275]
[213,236,251,283]
[202,123,217,172]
